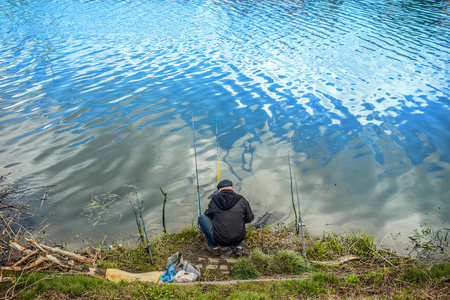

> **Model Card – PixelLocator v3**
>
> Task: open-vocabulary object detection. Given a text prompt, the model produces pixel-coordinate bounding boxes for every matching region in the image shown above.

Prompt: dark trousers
[198,214,242,248]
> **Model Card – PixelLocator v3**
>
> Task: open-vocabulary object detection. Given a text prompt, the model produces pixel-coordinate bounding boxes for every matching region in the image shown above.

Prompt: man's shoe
[207,246,220,256]
[223,247,234,256]
[235,246,246,256]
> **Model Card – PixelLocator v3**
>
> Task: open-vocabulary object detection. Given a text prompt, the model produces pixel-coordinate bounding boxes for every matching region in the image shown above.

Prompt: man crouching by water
[198,179,254,256]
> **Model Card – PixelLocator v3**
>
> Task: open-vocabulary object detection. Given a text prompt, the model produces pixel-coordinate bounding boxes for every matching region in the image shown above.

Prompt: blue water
[1,0,449,251]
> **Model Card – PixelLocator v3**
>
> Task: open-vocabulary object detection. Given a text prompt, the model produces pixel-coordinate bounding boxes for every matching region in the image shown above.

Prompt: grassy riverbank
[1,175,448,298]
[1,225,449,299]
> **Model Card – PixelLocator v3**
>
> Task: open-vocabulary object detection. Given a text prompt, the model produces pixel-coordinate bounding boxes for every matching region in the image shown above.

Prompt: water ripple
[0,0,448,247]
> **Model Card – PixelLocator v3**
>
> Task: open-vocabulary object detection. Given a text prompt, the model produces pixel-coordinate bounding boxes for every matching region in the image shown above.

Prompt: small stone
[197,264,203,269]
[225,258,237,264]
[208,258,220,263]
[219,265,228,270]
[206,265,217,270]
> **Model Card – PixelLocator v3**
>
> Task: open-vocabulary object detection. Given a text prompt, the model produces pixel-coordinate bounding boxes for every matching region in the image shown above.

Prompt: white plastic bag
[162,252,201,282]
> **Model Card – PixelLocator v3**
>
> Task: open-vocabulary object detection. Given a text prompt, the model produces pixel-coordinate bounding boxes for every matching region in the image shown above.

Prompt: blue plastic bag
[160,265,176,283]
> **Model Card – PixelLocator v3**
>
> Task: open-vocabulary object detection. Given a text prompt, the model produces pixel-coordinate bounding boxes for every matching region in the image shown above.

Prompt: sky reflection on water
[0,0,449,251]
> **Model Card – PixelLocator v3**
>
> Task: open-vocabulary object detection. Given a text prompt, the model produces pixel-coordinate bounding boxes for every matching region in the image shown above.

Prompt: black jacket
[204,189,254,246]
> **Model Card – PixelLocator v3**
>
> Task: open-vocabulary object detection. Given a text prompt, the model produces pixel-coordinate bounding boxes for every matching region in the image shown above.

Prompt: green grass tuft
[362,271,386,284]
[233,249,308,279]
[344,273,360,285]
[272,250,308,274]
[306,229,377,261]
[233,258,261,279]
[19,290,35,300]
[175,224,202,243]
[311,273,339,284]
[403,267,429,283]
[98,242,155,271]
[428,262,450,279]
[248,250,271,273]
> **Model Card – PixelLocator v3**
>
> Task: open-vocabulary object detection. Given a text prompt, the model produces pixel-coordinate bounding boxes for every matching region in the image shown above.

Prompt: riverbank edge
[1,224,449,299]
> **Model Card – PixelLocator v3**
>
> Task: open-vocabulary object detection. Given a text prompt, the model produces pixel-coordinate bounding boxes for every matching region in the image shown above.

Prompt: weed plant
[408,225,449,261]
[307,229,377,260]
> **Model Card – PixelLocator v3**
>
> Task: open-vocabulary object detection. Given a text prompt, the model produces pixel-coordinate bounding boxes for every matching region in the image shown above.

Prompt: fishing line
[192,113,201,217]
[130,166,154,264]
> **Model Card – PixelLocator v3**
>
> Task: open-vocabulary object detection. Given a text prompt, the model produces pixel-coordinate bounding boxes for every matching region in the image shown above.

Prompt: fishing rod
[290,151,307,264]
[192,113,201,217]
[288,152,299,234]
[215,116,220,183]
[130,167,154,264]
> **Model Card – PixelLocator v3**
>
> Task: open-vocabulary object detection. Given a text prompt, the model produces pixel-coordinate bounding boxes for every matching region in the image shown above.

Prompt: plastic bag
[160,252,201,283]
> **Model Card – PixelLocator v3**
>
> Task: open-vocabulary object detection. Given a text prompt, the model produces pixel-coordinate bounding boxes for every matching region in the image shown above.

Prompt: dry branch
[2,256,53,272]
[3,240,97,275]
[371,247,394,266]
[12,249,39,267]
[9,241,33,255]
[36,241,95,264]
[28,239,48,255]
[2,239,162,284]
[0,277,15,283]
[76,235,100,253]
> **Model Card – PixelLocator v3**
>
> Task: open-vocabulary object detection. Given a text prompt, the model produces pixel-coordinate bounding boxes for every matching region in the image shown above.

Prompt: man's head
[217,179,233,191]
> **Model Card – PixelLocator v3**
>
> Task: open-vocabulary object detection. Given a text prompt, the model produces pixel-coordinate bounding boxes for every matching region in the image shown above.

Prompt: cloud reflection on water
[0,0,448,251]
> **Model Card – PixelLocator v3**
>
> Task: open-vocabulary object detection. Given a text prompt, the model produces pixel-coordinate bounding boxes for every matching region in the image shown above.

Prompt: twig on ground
[76,235,101,260]
[37,241,95,264]
[137,282,149,300]
[12,249,39,267]
[371,247,393,267]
